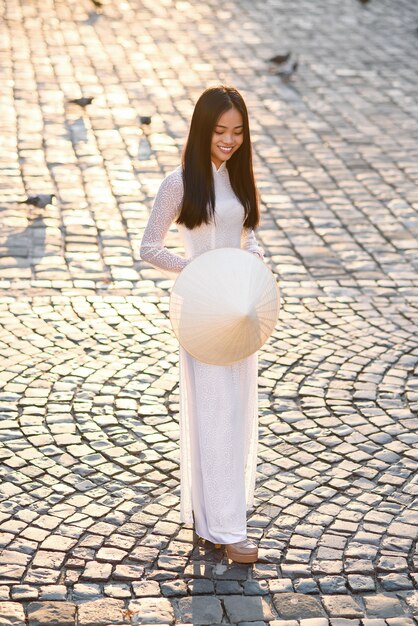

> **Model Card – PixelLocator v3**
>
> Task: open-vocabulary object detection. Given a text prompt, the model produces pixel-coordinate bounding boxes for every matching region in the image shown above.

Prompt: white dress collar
[211,160,227,174]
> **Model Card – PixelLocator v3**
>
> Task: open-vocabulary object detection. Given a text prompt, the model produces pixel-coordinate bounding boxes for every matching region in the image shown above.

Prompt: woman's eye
[215,130,243,135]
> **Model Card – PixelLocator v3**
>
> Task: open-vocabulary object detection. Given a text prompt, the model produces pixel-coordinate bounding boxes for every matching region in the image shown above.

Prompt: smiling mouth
[218,146,234,153]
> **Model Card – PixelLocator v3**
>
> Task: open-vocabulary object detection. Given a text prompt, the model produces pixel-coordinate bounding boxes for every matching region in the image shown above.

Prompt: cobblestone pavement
[1,0,418,623]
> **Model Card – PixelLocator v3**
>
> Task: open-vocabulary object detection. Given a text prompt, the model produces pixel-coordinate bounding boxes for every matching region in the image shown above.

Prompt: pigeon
[22,194,56,208]
[68,97,94,107]
[269,52,291,65]
[139,115,152,125]
[85,11,100,25]
[275,59,298,79]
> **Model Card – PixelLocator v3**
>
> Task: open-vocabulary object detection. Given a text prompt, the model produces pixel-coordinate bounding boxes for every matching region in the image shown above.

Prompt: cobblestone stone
[273,593,326,620]
[0,601,25,625]
[176,595,222,623]
[362,594,406,618]
[320,596,363,618]
[27,601,76,626]
[77,598,127,625]
[223,595,276,621]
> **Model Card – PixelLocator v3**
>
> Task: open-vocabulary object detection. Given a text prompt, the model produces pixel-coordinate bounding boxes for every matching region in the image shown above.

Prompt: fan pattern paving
[0,0,418,622]
[0,290,418,621]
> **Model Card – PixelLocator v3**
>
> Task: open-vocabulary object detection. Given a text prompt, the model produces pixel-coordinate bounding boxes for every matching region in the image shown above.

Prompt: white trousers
[179,346,259,544]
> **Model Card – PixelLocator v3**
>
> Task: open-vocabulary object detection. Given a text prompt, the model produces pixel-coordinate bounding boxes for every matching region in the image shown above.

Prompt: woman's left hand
[252,251,265,262]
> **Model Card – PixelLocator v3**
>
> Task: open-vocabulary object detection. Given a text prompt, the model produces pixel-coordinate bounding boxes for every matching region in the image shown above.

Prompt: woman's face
[211,106,244,169]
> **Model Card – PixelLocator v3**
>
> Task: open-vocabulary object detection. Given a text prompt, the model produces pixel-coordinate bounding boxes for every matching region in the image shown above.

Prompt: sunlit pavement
[1,0,418,623]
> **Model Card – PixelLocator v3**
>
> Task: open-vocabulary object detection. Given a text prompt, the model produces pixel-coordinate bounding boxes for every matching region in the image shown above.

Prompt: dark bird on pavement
[269,52,291,65]
[140,116,152,125]
[85,11,100,25]
[275,59,298,79]
[22,194,56,208]
[68,97,94,107]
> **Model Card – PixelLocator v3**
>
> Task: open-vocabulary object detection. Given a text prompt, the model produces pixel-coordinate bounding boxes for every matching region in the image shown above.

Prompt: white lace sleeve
[139,169,189,275]
[241,227,265,260]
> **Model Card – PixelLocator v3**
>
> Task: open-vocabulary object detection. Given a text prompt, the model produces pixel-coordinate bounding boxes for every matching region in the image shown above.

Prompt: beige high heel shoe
[225,538,258,564]
[192,512,258,562]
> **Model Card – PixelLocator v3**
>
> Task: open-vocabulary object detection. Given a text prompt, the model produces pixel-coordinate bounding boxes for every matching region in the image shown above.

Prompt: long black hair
[175,85,260,229]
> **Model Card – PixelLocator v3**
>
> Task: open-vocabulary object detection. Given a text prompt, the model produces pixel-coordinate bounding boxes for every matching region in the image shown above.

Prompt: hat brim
[169,248,280,365]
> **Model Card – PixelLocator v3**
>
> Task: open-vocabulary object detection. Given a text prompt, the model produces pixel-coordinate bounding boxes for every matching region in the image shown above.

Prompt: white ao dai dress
[140,160,264,544]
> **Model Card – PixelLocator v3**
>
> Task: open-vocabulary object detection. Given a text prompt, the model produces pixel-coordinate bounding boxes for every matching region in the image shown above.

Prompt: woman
[139,85,264,563]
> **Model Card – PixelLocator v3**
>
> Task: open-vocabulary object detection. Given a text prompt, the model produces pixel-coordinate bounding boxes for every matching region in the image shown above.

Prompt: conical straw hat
[169,247,280,365]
